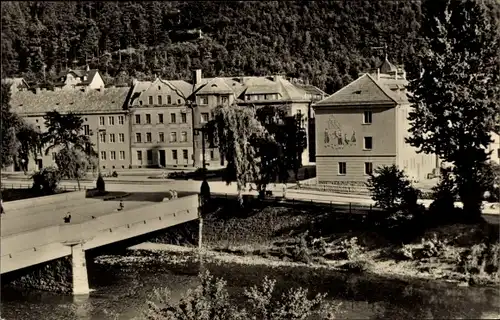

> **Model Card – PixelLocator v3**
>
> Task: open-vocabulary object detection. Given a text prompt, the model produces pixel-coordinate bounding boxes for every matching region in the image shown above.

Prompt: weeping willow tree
[206,104,276,202]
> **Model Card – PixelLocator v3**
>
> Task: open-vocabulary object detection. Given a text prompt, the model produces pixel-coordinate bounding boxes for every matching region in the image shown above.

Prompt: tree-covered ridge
[1,1,429,93]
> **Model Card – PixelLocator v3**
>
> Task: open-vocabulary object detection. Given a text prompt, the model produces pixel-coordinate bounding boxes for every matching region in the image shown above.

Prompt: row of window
[140,94,183,106]
[99,133,126,143]
[134,131,188,143]
[135,113,188,124]
[244,94,279,101]
[197,95,229,105]
[338,162,373,175]
[134,112,210,124]
[98,151,126,160]
[99,116,125,126]
[136,149,190,161]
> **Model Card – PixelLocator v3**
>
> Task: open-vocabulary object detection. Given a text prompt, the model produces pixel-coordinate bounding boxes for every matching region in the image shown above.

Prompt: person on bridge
[63,213,72,223]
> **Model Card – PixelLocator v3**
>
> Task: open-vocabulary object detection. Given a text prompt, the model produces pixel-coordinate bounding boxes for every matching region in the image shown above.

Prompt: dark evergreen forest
[1,1,498,93]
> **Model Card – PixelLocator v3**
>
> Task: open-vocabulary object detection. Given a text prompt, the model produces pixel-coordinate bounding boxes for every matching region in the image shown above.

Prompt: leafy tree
[42,110,92,156]
[406,0,500,219]
[55,147,94,190]
[429,167,458,219]
[16,122,44,171]
[366,165,416,213]
[1,82,21,168]
[145,270,335,320]
[206,104,271,202]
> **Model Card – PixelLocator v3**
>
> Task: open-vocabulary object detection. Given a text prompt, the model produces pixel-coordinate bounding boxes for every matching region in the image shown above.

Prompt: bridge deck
[1,197,155,237]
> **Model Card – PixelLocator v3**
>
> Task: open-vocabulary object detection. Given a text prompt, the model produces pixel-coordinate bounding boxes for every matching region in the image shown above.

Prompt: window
[118,116,124,125]
[146,114,151,124]
[109,133,116,143]
[158,95,162,105]
[210,150,214,160]
[172,150,178,160]
[363,111,372,124]
[108,116,115,125]
[181,113,187,123]
[365,162,373,175]
[147,150,153,162]
[99,116,105,126]
[167,95,172,104]
[264,94,269,100]
[139,100,143,106]
[37,125,41,130]
[137,151,142,161]
[178,99,182,104]
[338,162,347,175]
[158,113,164,124]
[100,151,107,160]
[110,151,116,160]
[222,96,228,104]
[200,96,208,105]
[135,114,141,124]
[183,149,188,160]
[148,96,153,105]
[159,132,165,142]
[99,132,106,143]
[170,132,177,142]
[119,133,125,143]
[158,85,161,90]
[136,133,142,143]
[171,113,176,123]
[364,137,373,150]
[52,152,56,161]
[201,113,209,123]
[181,131,188,142]
[119,151,125,160]
[146,132,152,142]
[83,125,90,136]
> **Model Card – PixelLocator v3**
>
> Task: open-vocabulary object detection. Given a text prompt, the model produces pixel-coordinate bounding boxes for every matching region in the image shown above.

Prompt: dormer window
[83,76,87,81]
[158,85,161,90]
[139,100,143,106]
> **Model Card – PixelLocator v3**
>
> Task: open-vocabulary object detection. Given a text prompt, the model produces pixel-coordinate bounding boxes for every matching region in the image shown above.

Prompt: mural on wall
[324,116,357,149]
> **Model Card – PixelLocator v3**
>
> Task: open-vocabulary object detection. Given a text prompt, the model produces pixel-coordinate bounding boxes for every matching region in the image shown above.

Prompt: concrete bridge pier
[66,242,90,295]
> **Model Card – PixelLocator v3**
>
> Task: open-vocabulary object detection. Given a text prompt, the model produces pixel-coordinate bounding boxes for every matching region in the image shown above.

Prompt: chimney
[193,69,202,85]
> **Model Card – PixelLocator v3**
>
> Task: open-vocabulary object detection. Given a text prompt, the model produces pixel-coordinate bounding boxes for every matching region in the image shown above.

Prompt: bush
[96,174,105,193]
[458,242,500,275]
[338,237,363,260]
[481,162,500,202]
[418,234,447,258]
[366,165,418,214]
[429,167,460,223]
[340,260,372,273]
[145,271,336,320]
[31,167,61,194]
[200,179,211,203]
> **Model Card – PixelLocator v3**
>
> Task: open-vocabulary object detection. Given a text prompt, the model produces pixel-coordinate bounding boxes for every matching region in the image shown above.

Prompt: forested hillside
[1,1,498,93]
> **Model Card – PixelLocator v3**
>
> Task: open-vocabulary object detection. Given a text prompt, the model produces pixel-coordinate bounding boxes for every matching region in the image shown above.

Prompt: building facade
[128,78,194,168]
[313,59,437,187]
[8,86,131,171]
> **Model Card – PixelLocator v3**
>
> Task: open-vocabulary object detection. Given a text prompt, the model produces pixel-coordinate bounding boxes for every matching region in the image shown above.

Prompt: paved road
[1,197,149,237]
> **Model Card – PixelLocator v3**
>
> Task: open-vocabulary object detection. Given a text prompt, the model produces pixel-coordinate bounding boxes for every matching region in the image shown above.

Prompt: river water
[1,251,499,320]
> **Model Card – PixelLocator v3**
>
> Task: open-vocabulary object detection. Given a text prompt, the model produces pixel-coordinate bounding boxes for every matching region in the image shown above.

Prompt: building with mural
[313,58,437,188]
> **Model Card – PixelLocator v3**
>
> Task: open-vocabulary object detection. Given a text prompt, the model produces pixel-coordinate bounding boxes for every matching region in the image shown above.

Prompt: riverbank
[131,200,500,288]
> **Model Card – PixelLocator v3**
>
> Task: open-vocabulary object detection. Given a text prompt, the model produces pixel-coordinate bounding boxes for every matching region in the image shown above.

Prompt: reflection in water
[1,255,499,320]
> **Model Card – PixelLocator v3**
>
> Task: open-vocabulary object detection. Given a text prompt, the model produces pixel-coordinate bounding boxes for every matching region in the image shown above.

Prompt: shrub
[31,166,61,194]
[458,242,500,275]
[481,162,500,202]
[429,167,460,223]
[291,235,312,264]
[145,270,335,320]
[419,234,447,258]
[200,179,211,204]
[340,260,372,273]
[96,173,105,193]
[338,237,363,260]
[366,165,417,214]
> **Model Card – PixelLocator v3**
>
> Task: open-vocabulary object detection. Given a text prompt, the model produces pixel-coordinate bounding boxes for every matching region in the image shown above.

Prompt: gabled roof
[195,77,234,95]
[2,77,30,89]
[129,78,194,105]
[55,68,100,86]
[314,73,399,107]
[10,87,130,116]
